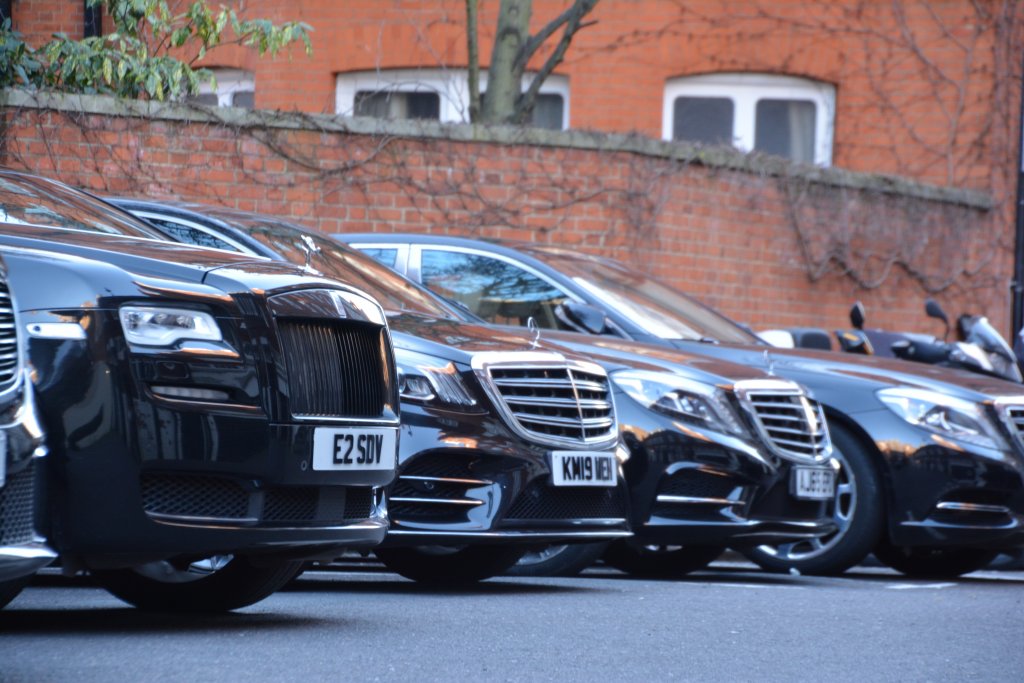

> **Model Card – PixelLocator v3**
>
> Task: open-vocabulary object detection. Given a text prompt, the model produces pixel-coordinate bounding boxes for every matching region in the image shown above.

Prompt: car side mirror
[555,301,608,335]
[849,301,865,330]
[925,299,950,340]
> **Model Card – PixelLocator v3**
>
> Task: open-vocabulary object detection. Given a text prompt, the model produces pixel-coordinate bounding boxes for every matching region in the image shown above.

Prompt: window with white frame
[190,68,255,109]
[663,74,835,166]
[336,69,570,130]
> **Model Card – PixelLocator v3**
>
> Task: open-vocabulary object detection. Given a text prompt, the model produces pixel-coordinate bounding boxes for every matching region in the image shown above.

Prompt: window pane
[355,91,440,120]
[231,91,255,109]
[755,99,816,163]
[354,92,390,117]
[189,93,220,107]
[420,250,571,329]
[532,94,564,130]
[360,247,399,268]
[145,218,240,251]
[672,97,734,145]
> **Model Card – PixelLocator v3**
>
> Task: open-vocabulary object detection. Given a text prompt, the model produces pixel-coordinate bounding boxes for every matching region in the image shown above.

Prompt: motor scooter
[767,300,1023,383]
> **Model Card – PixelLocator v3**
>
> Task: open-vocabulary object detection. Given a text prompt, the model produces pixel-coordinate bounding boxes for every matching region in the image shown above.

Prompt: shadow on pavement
[0,606,325,635]
[284,574,605,596]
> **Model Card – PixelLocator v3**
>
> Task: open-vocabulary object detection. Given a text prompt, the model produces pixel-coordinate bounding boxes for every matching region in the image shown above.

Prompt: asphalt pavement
[1,558,1022,682]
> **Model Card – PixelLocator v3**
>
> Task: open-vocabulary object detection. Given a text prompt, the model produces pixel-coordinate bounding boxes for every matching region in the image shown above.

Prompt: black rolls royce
[0,170,400,610]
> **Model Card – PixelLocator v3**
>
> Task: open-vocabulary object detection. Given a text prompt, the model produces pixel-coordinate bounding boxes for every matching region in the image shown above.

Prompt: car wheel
[873,544,999,578]
[743,422,884,576]
[374,545,527,584]
[0,574,33,610]
[602,540,723,577]
[505,542,610,577]
[92,555,304,612]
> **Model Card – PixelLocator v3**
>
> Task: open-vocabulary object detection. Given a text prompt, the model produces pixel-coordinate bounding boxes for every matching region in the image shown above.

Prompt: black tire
[0,574,33,610]
[375,545,527,584]
[602,540,723,577]
[92,556,304,612]
[743,422,884,576]
[506,542,609,577]
[873,543,999,578]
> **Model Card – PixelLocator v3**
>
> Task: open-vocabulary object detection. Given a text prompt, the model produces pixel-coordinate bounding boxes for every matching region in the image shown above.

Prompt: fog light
[151,385,230,401]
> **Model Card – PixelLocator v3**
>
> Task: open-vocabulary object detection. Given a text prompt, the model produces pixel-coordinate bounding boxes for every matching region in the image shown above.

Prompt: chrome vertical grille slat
[277,320,388,418]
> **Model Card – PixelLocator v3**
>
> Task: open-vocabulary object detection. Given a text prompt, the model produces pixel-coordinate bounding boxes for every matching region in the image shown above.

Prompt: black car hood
[0,225,355,296]
[388,313,556,364]
[537,329,775,386]
[673,341,1024,405]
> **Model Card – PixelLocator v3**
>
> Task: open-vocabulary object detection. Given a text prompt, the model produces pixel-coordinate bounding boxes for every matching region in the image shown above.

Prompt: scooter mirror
[925,299,950,340]
[849,301,866,330]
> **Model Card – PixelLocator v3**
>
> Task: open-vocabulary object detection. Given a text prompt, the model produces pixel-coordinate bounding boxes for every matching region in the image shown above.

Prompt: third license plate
[551,451,617,487]
[791,466,836,500]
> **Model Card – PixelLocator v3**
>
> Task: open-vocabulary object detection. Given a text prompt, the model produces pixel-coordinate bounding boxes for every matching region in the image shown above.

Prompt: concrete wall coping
[0,87,993,211]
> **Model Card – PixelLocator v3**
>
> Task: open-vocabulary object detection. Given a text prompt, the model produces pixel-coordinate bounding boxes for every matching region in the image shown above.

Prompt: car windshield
[202,211,463,318]
[0,173,166,238]
[528,246,762,343]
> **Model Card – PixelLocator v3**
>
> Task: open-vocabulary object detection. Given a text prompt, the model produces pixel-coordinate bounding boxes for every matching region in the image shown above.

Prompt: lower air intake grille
[484,361,616,447]
[658,469,738,499]
[278,320,388,418]
[0,463,37,546]
[505,481,625,521]
[142,475,250,520]
[742,389,830,463]
[141,475,376,524]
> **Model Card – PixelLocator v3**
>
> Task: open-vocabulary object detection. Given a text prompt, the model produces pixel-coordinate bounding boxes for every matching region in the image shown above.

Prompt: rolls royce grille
[278,320,388,418]
[486,365,616,446]
[0,277,19,389]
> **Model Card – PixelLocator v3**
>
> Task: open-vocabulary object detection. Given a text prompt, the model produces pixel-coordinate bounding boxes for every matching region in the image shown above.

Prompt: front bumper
[381,404,632,547]
[620,404,835,547]
[862,408,1024,550]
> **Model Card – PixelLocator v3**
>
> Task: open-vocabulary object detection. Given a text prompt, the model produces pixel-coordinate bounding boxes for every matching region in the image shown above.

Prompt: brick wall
[12,0,1018,196]
[0,90,1004,338]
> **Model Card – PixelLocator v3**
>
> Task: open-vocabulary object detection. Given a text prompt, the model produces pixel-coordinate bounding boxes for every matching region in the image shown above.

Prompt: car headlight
[877,387,1005,450]
[119,305,223,347]
[611,369,747,437]
[396,348,477,408]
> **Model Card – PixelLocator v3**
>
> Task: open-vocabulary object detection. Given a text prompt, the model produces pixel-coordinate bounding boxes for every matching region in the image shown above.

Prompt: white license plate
[792,466,836,500]
[312,427,396,471]
[551,451,617,487]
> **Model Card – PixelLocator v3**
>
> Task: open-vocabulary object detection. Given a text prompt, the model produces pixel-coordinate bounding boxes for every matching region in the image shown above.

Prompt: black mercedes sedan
[0,170,400,610]
[338,233,1024,578]
[0,253,54,609]
[114,199,838,579]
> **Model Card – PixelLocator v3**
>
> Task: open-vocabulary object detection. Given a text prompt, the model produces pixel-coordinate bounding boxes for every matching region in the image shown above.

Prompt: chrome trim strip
[390,497,484,507]
[655,495,743,506]
[935,502,1011,514]
[386,529,631,540]
[400,475,493,486]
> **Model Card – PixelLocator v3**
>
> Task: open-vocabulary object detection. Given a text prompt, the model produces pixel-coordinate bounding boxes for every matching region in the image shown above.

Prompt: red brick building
[4,0,1023,333]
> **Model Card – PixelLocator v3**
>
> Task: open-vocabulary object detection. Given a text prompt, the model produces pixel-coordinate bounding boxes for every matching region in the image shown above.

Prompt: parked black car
[0,252,54,609]
[114,200,838,579]
[0,170,399,610]
[340,234,1024,577]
